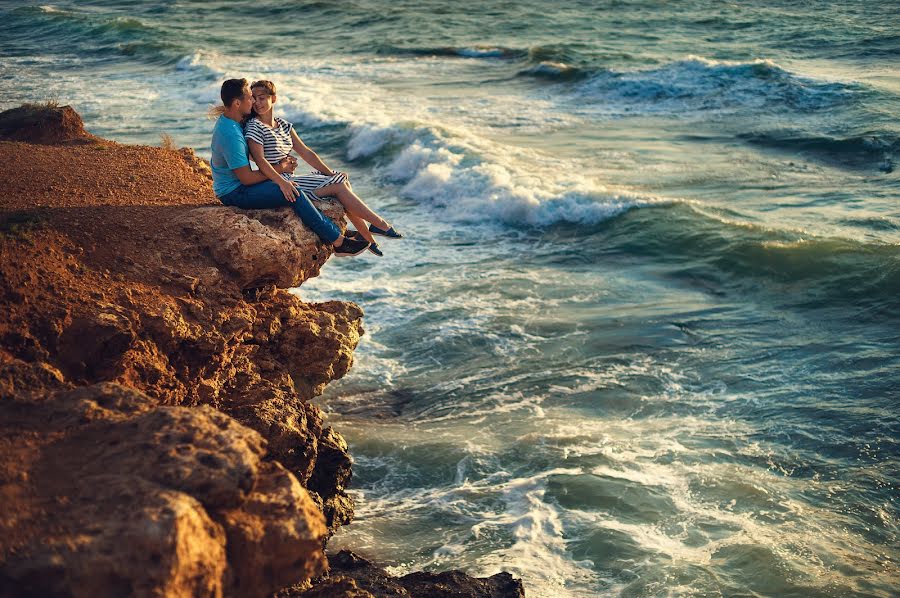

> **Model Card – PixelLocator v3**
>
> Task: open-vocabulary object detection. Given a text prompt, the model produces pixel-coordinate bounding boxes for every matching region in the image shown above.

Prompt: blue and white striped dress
[244,116,346,197]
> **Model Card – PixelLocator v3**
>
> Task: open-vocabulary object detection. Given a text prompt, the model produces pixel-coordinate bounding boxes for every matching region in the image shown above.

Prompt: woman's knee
[335,181,352,195]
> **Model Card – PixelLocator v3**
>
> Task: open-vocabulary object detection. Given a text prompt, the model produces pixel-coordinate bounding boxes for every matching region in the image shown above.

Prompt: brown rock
[179,147,213,180]
[222,461,328,595]
[57,306,136,382]
[288,576,376,598]
[3,477,228,598]
[182,203,346,290]
[0,383,328,598]
[0,105,525,597]
[290,551,526,598]
[308,426,355,530]
[0,103,96,145]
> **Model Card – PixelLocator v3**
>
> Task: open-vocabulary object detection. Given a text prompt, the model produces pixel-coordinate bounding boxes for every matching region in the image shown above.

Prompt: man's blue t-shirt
[210,116,249,197]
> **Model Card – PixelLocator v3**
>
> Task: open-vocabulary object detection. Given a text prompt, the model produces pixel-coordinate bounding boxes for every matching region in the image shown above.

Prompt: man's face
[236,88,253,116]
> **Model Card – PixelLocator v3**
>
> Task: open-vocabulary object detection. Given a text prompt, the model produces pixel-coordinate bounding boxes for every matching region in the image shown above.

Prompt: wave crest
[739,130,897,172]
[601,203,900,309]
[589,58,854,112]
[343,123,658,227]
[375,44,525,60]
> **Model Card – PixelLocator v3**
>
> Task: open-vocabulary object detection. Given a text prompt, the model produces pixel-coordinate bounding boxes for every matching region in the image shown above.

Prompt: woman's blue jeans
[218,181,341,243]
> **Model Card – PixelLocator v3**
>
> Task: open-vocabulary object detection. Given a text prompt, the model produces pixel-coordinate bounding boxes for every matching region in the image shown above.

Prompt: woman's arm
[247,140,299,201]
[291,129,336,175]
[232,158,295,186]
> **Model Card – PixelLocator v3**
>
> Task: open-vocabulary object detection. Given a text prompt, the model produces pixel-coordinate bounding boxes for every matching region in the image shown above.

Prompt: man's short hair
[221,78,249,108]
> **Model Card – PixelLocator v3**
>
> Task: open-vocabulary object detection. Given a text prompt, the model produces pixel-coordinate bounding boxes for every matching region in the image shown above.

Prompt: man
[210,78,369,256]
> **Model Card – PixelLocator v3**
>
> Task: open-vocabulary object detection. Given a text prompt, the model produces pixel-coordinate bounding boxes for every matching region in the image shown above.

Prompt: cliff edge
[0,104,523,598]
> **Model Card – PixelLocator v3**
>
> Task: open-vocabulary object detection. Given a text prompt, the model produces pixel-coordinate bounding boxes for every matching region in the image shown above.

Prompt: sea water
[2,1,897,595]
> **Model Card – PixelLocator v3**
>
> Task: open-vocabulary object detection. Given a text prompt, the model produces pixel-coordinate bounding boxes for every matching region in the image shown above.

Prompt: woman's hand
[278,156,298,174]
[277,178,300,202]
[319,169,348,180]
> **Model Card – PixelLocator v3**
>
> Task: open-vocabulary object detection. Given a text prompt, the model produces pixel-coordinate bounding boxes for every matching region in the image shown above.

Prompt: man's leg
[228,181,342,244]
[289,189,342,244]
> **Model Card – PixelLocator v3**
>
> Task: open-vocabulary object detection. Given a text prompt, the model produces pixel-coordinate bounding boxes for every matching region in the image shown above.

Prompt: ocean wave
[274,93,662,229]
[597,203,900,310]
[94,16,154,34]
[375,42,596,81]
[7,5,184,67]
[175,51,225,79]
[739,130,898,172]
[244,67,895,305]
[535,57,860,115]
[374,44,526,60]
[343,122,660,227]
[517,61,590,81]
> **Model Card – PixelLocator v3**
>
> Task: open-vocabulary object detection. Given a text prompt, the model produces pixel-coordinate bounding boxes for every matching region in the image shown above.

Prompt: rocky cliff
[0,104,523,597]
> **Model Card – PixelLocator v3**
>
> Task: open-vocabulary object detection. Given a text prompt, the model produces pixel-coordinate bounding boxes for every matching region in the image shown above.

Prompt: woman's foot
[368,223,403,239]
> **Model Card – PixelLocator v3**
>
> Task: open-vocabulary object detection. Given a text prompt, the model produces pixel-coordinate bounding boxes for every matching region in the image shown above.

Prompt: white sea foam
[335,461,604,597]
[324,336,895,597]
[175,51,223,78]
[467,470,605,597]
[377,134,659,227]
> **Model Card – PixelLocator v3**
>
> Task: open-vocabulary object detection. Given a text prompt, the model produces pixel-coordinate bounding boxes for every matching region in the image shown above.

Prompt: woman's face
[252,88,275,115]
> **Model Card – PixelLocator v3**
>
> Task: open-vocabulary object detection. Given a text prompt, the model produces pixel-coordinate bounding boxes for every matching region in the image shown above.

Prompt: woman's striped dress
[244,116,346,197]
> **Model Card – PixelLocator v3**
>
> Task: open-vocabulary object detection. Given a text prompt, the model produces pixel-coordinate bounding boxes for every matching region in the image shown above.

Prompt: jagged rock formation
[0,104,524,597]
[0,104,358,595]
[0,102,97,145]
[0,383,327,597]
[290,551,525,598]
[182,204,344,290]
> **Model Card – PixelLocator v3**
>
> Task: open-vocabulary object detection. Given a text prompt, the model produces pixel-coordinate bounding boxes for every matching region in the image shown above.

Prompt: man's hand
[277,179,300,202]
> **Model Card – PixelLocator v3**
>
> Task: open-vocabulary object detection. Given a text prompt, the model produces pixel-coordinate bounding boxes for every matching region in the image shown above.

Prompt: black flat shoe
[347,230,384,256]
[368,223,403,239]
[333,237,369,257]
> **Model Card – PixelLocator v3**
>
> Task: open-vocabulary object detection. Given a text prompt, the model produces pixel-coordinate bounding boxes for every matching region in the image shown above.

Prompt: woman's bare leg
[346,212,377,244]
[314,182,390,231]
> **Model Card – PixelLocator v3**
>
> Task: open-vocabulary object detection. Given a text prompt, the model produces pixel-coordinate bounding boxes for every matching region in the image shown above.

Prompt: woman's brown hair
[247,80,277,121]
[250,80,276,96]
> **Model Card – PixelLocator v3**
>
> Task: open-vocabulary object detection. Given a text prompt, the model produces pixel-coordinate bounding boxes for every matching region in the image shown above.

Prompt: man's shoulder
[213,117,244,139]
[214,115,242,130]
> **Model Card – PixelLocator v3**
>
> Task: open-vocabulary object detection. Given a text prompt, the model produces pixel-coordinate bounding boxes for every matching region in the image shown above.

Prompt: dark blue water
[2,1,898,595]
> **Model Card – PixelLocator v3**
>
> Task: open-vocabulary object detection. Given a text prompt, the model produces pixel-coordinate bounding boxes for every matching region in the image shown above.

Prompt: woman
[244,80,402,256]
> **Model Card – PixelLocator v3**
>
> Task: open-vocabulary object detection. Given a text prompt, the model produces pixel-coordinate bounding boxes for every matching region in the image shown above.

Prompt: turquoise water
[2,1,898,595]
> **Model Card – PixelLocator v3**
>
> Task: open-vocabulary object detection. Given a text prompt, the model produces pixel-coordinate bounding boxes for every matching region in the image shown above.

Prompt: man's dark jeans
[218,181,340,243]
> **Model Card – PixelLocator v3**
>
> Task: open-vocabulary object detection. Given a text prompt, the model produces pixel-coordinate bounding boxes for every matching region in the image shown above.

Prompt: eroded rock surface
[0,103,96,145]
[0,105,359,595]
[182,202,344,290]
[288,551,526,598]
[0,383,327,598]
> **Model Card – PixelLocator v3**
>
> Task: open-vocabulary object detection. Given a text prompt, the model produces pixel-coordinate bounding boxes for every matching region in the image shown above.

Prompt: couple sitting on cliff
[210,78,402,257]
